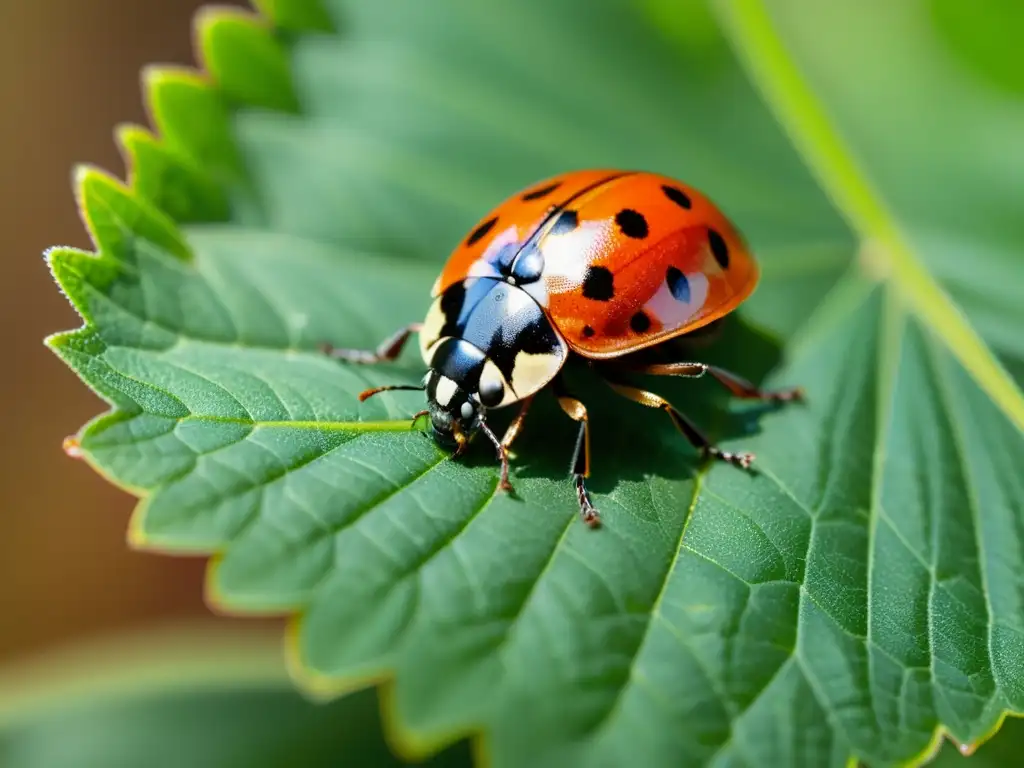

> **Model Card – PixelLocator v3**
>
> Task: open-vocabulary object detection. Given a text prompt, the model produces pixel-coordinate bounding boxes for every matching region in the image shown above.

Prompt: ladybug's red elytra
[323,170,802,527]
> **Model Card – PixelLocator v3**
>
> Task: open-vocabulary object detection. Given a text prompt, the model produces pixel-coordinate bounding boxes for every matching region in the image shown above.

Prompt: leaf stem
[712,0,1024,433]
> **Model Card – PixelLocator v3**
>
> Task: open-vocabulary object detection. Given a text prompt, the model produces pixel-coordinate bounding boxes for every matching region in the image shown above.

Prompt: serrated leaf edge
[41,0,461,762]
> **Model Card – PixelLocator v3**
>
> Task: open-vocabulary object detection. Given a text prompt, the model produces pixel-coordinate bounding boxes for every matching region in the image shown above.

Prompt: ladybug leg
[601,377,755,470]
[500,396,534,479]
[625,361,803,403]
[320,323,423,364]
[619,361,709,378]
[701,365,804,403]
[478,396,533,494]
[552,377,600,528]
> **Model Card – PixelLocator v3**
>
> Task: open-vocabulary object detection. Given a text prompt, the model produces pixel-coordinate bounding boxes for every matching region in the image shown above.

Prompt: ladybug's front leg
[478,397,534,494]
[320,323,423,365]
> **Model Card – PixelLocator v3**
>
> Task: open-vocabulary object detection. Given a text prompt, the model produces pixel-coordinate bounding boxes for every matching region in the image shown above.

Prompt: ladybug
[323,170,802,527]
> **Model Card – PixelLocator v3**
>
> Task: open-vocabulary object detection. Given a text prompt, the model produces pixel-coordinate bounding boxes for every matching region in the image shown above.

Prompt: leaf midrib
[176,414,418,431]
[713,0,1024,434]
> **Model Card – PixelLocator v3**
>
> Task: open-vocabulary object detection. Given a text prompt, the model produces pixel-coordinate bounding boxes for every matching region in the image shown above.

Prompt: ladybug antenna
[358,384,424,402]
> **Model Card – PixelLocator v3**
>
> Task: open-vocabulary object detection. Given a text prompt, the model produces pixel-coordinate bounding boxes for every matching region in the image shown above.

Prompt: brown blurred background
[0,0,261,665]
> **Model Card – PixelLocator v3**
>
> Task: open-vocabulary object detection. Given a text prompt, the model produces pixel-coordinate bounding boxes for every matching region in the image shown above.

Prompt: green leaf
[45,0,1024,767]
[931,715,1024,766]
[0,625,470,767]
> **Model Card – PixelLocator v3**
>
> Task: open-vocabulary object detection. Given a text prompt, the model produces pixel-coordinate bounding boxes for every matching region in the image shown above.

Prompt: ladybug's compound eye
[460,401,475,420]
[477,376,505,408]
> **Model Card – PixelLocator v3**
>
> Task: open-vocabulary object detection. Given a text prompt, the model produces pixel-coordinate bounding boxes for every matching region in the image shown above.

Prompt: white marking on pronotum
[418,298,448,363]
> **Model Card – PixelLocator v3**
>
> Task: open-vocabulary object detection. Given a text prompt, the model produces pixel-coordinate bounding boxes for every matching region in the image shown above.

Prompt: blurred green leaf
[721,0,1024,389]
[0,626,470,768]
[45,0,1024,767]
[929,0,1024,98]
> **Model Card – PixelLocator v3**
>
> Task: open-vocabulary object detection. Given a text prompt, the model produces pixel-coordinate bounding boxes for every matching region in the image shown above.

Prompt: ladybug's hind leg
[552,376,600,528]
[601,375,755,470]
[701,364,803,403]
[321,323,423,364]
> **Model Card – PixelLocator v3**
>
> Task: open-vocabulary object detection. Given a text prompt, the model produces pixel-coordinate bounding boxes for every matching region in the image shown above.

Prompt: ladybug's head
[357,345,508,459]
[355,369,487,454]
[423,370,483,452]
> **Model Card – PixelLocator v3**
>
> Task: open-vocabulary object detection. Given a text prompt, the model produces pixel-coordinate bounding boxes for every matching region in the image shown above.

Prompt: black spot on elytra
[666,266,690,302]
[581,266,614,301]
[630,311,651,334]
[521,182,561,201]
[708,228,729,269]
[615,209,648,239]
[550,209,579,235]
[662,185,692,210]
[582,325,595,338]
[466,216,497,246]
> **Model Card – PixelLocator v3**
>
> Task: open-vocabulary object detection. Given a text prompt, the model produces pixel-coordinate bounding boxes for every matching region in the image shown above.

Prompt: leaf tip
[140,62,209,92]
[193,4,267,68]
[113,122,148,179]
[282,615,346,701]
[43,244,83,276]
[42,330,74,355]
[196,4,269,36]
[249,0,337,34]
[281,616,391,705]
[62,435,84,459]
[376,681,483,765]
[71,162,107,204]
[72,163,131,222]
[194,2,301,114]
[202,554,238,614]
